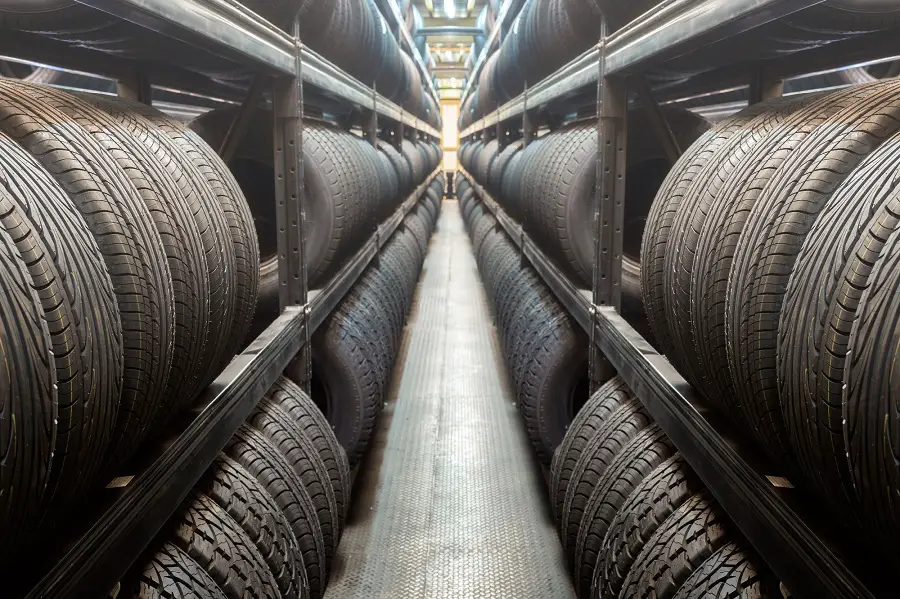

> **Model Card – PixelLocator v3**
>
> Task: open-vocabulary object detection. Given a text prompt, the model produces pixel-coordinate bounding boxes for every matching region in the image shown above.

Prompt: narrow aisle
[325,200,573,598]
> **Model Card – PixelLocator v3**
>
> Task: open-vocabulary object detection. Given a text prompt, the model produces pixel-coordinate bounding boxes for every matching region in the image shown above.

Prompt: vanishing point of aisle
[324,200,574,598]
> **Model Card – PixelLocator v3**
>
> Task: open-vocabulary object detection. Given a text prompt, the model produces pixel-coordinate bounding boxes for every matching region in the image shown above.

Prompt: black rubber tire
[514,276,597,466]
[124,542,227,599]
[842,230,900,551]
[379,241,414,327]
[224,425,327,599]
[378,140,412,195]
[404,212,430,255]
[247,398,340,570]
[671,542,781,599]
[550,376,631,522]
[0,223,56,548]
[188,108,372,289]
[560,397,651,564]
[401,138,425,184]
[306,122,376,286]
[177,120,260,368]
[593,455,703,599]
[687,85,871,465]
[0,126,123,515]
[640,108,757,362]
[200,456,309,599]
[573,424,677,598]
[170,493,280,599]
[311,297,384,467]
[487,140,521,196]
[36,87,212,429]
[86,94,238,394]
[774,88,900,529]
[268,376,352,522]
[664,94,816,410]
[619,492,729,599]
[0,82,178,491]
[727,79,900,478]
[475,138,499,183]
[344,267,401,391]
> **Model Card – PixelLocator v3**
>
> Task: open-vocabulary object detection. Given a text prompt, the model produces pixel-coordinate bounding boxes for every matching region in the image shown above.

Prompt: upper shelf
[77,0,296,74]
[302,46,441,137]
[460,0,522,104]
[60,0,439,136]
[459,0,900,137]
[378,0,440,103]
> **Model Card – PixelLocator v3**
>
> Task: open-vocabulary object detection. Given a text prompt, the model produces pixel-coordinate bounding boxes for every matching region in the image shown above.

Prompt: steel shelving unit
[0,1,441,597]
[457,1,900,597]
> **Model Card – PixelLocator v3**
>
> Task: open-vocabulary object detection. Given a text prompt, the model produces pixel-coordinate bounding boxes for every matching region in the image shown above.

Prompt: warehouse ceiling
[413,0,488,96]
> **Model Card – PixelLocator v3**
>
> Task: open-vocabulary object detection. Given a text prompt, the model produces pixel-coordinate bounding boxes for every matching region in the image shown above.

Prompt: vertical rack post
[219,73,267,162]
[749,64,784,105]
[636,74,681,164]
[522,85,534,147]
[396,110,406,149]
[590,27,628,391]
[273,22,310,389]
[117,64,152,104]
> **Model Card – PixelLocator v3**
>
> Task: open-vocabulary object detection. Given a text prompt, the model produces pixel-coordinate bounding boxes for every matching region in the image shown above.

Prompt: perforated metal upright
[590,25,627,390]
[273,21,311,388]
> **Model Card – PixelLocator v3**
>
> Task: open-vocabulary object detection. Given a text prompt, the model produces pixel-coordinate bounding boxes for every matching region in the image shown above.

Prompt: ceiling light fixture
[444,0,456,19]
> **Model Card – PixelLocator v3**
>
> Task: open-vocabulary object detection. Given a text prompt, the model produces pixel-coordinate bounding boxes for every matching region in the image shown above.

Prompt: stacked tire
[189,107,441,316]
[459,187,609,465]
[550,377,783,598]
[642,78,900,559]
[0,82,259,556]
[458,108,709,334]
[308,181,443,465]
[460,0,606,123]
[121,377,350,599]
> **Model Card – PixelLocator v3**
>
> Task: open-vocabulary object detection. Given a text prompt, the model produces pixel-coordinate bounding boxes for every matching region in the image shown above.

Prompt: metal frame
[7,3,442,596]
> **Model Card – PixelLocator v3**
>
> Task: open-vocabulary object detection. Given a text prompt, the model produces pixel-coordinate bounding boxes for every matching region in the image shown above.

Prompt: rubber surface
[124,542,227,599]
[170,493,280,599]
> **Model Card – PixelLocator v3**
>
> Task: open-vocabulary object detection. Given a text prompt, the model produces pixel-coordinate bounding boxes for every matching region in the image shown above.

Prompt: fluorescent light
[444,0,456,18]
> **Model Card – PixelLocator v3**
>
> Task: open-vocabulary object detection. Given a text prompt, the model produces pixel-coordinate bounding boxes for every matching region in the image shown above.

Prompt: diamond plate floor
[323,200,574,599]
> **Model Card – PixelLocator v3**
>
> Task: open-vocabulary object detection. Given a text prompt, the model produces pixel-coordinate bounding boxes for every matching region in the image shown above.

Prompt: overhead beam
[416,25,482,36]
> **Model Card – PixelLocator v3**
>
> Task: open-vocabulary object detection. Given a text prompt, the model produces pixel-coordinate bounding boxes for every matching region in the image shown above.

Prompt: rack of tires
[0,1,443,598]
[457,0,900,596]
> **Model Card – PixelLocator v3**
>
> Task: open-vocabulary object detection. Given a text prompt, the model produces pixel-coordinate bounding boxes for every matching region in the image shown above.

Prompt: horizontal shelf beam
[309,167,442,332]
[76,0,296,74]
[605,0,822,76]
[24,307,308,599]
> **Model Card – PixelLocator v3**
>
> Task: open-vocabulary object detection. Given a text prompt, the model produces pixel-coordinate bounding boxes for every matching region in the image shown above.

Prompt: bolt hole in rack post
[0,1,440,597]
[457,0,900,596]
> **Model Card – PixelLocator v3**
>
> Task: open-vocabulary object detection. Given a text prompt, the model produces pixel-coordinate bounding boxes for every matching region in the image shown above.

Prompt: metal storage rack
[457,1,900,597]
[1,1,441,597]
